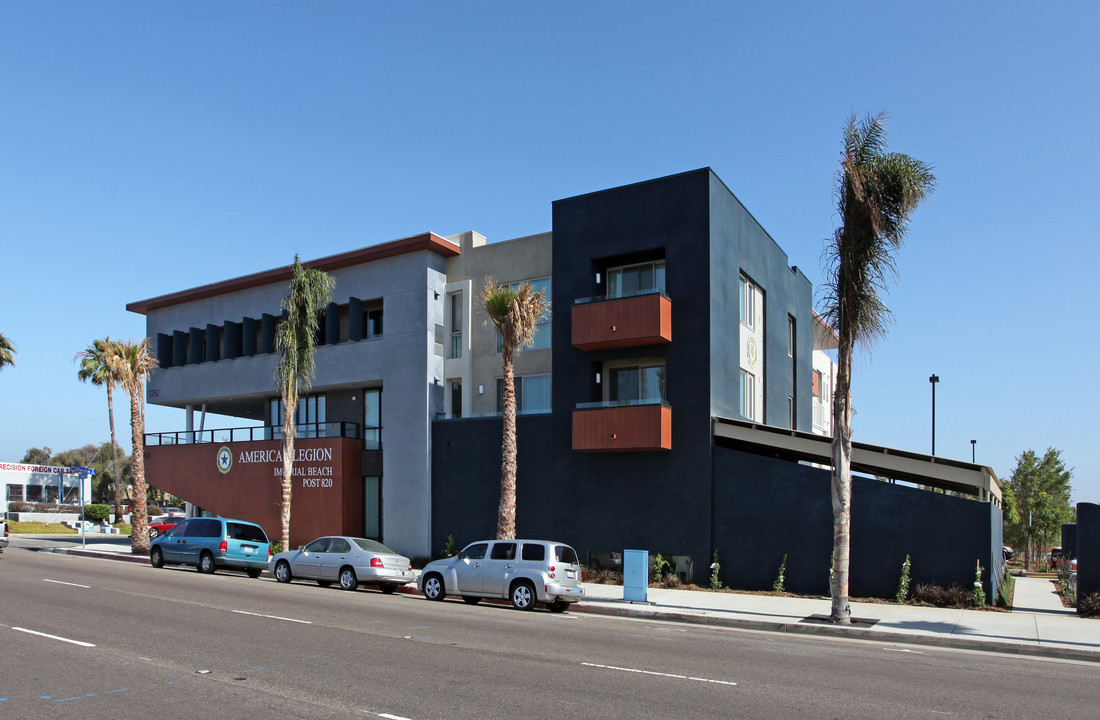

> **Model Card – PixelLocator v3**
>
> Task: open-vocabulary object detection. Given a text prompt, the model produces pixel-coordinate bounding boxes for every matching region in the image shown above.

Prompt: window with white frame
[740,370,756,420]
[739,274,757,329]
[607,260,665,299]
[496,374,551,414]
[449,291,462,359]
[607,362,667,405]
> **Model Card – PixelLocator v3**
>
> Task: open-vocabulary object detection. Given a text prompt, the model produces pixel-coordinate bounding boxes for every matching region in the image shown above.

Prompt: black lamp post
[971,439,976,463]
[929,374,939,456]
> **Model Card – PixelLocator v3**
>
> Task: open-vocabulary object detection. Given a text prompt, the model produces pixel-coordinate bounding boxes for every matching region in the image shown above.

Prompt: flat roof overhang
[128,232,460,315]
[712,416,1001,506]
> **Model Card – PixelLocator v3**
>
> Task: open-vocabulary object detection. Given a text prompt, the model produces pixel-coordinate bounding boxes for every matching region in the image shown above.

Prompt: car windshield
[353,538,396,554]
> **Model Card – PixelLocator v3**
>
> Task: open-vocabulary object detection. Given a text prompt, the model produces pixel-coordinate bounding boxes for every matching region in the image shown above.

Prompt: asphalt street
[1,543,1095,719]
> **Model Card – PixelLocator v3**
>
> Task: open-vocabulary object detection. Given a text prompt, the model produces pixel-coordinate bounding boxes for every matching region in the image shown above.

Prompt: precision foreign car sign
[216,446,233,475]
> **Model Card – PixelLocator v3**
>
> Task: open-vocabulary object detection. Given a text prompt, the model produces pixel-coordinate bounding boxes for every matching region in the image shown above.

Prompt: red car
[148,516,184,539]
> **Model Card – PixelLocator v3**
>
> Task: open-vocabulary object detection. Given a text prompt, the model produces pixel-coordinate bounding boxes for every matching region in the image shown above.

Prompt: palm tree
[0,332,16,370]
[822,112,935,623]
[77,337,124,523]
[479,278,550,540]
[109,338,159,554]
[274,255,335,551]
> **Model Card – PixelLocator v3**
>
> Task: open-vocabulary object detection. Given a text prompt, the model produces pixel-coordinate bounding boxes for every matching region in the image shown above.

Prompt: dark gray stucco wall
[707,173,813,431]
[711,446,1000,599]
[1077,503,1100,601]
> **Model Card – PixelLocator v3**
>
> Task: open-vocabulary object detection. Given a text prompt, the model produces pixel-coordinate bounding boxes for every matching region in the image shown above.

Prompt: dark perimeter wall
[1077,503,1100,602]
[712,446,1002,599]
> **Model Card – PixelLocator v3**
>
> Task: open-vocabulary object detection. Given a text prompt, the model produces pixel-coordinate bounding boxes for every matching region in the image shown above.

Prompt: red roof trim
[127,232,460,315]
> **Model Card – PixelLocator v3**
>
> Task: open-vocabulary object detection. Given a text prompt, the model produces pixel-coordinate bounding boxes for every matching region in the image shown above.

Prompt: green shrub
[995,568,1014,608]
[651,554,671,584]
[709,549,723,590]
[972,561,986,607]
[772,554,788,594]
[896,554,912,603]
[441,534,456,558]
[83,504,111,522]
[269,540,283,555]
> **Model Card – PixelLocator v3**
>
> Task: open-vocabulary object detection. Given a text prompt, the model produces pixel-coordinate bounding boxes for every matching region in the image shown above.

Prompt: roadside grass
[7,521,132,535]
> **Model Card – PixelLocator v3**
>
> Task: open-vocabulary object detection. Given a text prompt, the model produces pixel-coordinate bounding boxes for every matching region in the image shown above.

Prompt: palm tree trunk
[830,334,854,623]
[107,383,122,524]
[280,398,296,551]
[130,393,150,554]
[497,345,518,540]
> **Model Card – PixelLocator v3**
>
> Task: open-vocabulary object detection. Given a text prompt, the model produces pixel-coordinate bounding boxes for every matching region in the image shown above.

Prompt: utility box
[623,549,649,603]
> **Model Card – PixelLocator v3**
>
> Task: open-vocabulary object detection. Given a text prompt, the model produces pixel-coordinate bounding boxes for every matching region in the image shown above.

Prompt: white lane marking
[44,579,91,588]
[582,662,737,686]
[883,648,925,654]
[232,610,312,624]
[13,627,95,647]
[377,714,415,720]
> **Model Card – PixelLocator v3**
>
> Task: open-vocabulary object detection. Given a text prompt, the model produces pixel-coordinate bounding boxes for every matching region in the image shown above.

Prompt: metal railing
[574,288,670,305]
[146,422,361,446]
[575,399,670,410]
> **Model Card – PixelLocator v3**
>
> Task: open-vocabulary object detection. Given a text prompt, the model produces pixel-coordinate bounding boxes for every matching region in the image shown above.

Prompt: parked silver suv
[418,539,585,612]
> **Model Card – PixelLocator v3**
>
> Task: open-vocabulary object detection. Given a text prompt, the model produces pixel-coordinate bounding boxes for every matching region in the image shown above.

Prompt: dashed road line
[582,662,737,686]
[232,610,312,624]
[13,627,95,647]
[43,579,91,588]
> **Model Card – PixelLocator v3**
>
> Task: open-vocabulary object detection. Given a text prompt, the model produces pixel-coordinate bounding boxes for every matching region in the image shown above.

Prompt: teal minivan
[149,517,270,577]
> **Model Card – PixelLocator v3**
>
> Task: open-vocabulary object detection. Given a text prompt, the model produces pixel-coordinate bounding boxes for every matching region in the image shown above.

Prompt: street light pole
[971,439,976,463]
[929,374,939,456]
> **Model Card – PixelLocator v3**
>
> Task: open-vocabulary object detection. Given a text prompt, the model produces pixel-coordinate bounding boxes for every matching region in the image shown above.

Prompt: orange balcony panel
[572,293,672,350]
[572,404,672,451]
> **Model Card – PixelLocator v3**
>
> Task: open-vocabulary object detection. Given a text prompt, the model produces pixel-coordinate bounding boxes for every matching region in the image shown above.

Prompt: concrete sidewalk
[37,537,1100,663]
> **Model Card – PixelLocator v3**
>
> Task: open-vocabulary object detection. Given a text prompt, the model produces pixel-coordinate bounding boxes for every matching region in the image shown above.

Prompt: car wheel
[462,595,481,605]
[317,580,332,588]
[423,573,445,601]
[150,547,164,569]
[274,560,293,583]
[511,580,536,611]
[549,599,569,613]
[378,583,397,595]
[246,568,262,579]
[149,528,159,539]
[339,567,358,591]
[199,552,216,574]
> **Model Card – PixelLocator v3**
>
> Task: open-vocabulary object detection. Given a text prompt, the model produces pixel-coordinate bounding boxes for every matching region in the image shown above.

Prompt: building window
[363,388,382,450]
[364,300,384,338]
[788,396,795,428]
[740,370,756,420]
[787,315,795,357]
[739,274,757,329]
[495,277,551,352]
[450,380,462,418]
[608,260,665,299]
[449,292,462,359]
[608,363,667,405]
[7,484,23,501]
[496,374,551,414]
[812,369,823,398]
[269,394,327,439]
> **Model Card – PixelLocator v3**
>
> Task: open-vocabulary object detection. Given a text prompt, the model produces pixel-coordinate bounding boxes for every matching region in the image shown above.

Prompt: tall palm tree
[0,332,16,370]
[823,112,935,623]
[76,337,124,523]
[274,255,335,551]
[109,338,159,554]
[479,278,550,540]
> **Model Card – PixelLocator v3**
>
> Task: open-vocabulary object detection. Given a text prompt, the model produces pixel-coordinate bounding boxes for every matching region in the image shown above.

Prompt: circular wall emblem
[747,336,759,369]
[216,446,233,475]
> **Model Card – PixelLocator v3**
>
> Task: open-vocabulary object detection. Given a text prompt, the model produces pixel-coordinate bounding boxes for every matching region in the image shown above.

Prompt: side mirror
[298,546,306,553]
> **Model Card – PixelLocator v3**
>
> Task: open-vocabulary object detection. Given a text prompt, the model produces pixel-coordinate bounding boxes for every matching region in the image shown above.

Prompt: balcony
[572,402,672,451]
[572,291,671,350]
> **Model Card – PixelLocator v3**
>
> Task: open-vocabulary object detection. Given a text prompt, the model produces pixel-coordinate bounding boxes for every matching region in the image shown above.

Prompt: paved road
[1,545,1096,719]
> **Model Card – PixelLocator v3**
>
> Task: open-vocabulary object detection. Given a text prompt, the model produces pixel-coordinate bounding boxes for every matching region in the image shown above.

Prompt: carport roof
[712,416,1001,506]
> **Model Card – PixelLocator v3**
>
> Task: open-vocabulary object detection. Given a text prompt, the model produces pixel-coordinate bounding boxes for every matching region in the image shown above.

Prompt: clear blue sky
[2,3,1096,503]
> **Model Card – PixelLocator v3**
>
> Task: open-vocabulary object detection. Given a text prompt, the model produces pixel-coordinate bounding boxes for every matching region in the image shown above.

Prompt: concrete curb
[572,601,1100,664]
[51,547,1100,663]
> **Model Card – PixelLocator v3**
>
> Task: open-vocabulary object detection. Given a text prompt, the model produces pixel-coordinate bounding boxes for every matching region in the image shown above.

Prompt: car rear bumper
[358,566,414,584]
[543,581,585,602]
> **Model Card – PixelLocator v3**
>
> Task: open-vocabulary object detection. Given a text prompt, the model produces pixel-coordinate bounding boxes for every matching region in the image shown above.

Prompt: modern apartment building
[130,168,1003,597]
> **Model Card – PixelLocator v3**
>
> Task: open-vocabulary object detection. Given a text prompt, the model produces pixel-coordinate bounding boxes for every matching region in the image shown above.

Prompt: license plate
[244,547,253,554]
[566,570,575,579]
